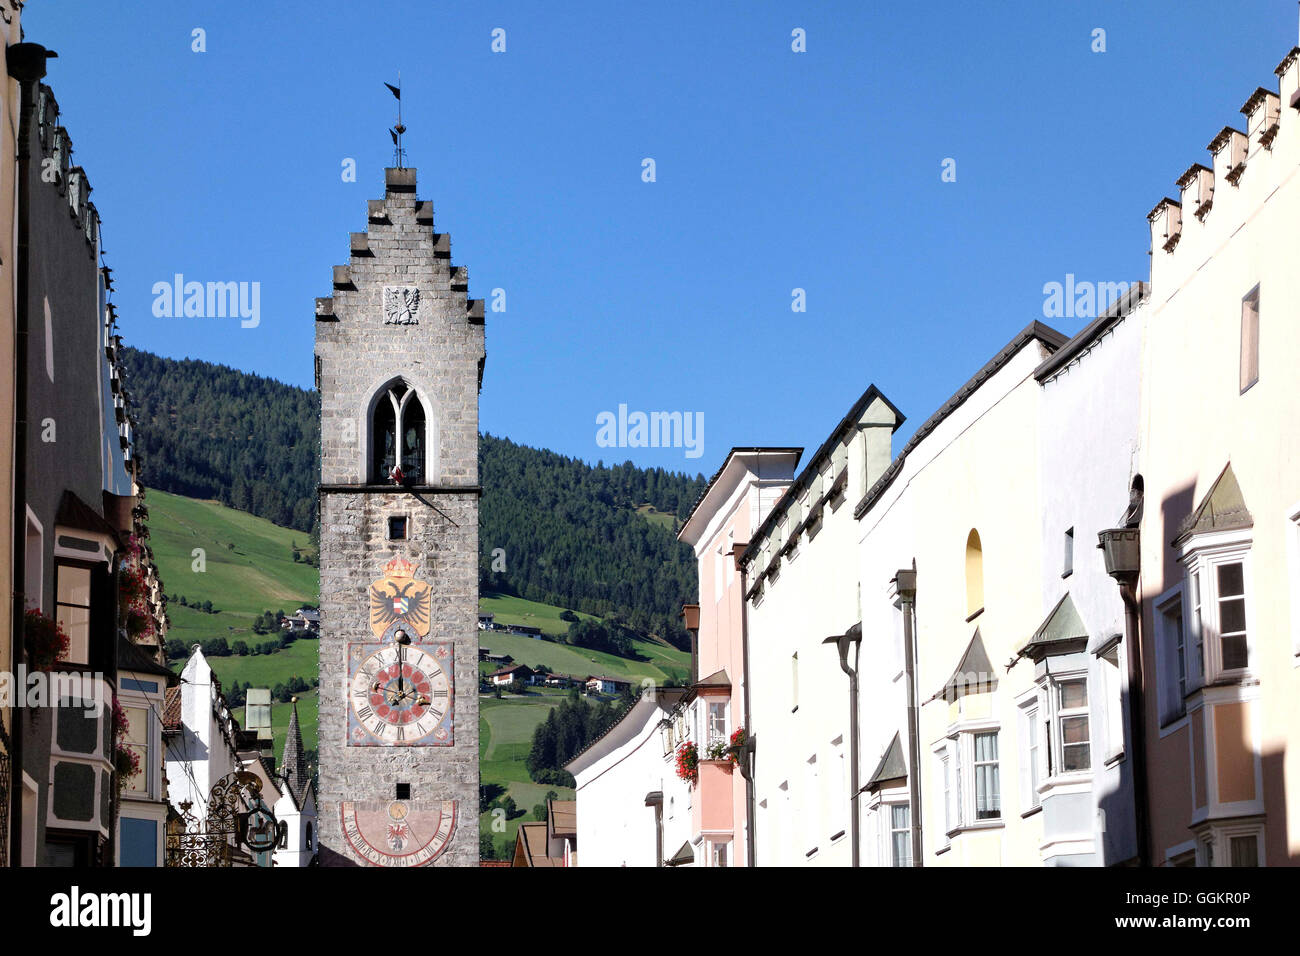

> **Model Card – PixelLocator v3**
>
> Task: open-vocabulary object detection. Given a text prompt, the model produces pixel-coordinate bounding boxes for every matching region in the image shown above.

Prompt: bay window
[1180,541,1253,685]
[973,732,1001,819]
[706,700,727,749]
[889,804,911,867]
[936,726,1002,836]
[1055,679,1091,773]
[55,563,92,664]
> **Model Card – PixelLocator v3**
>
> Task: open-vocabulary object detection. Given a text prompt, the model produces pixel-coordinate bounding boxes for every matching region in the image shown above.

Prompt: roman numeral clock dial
[347,641,454,747]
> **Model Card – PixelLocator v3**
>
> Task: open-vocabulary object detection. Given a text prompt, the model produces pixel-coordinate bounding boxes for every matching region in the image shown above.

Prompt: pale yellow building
[1139,38,1300,866]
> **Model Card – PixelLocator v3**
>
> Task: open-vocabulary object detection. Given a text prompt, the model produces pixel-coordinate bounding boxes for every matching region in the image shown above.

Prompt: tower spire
[385,74,406,169]
[281,696,308,801]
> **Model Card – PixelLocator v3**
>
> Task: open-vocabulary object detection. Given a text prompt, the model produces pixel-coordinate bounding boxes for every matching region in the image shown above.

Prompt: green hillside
[148,488,318,643]
[149,489,320,756]
[480,593,689,684]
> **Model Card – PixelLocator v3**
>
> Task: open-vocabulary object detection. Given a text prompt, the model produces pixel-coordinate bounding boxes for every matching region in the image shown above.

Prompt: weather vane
[386,73,406,169]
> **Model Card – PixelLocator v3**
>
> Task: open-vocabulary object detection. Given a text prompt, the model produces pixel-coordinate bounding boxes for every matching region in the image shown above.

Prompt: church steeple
[282,696,308,802]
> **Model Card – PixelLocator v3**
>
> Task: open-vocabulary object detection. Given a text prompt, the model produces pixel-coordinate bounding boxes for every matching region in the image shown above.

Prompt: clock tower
[314,166,484,867]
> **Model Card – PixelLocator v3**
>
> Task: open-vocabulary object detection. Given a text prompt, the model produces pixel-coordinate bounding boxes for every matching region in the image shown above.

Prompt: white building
[566,687,692,866]
[741,387,903,867]
[163,647,316,866]
[1028,286,1147,865]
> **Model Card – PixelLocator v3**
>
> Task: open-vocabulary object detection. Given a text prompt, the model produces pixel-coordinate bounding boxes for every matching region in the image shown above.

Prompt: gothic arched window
[372,381,427,483]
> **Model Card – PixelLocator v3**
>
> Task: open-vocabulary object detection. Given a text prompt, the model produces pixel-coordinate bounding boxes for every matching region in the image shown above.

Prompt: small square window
[388,516,408,540]
[395,783,411,800]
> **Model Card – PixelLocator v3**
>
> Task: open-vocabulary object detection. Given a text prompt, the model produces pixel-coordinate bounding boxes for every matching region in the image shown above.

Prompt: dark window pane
[1219,597,1246,635]
[1217,563,1244,597]
[374,395,397,480]
[1230,835,1258,867]
[1222,634,1249,671]
[1061,715,1090,745]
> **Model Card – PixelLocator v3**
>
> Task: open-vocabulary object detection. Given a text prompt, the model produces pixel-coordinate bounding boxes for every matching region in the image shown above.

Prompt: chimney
[1176,163,1214,221]
[1147,198,1183,254]
[1208,126,1248,186]
[1274,45,1300,111]
[857,392,900,498]
[1241,87,1281,151]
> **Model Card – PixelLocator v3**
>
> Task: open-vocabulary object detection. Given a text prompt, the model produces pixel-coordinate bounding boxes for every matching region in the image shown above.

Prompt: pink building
[677,448,799,866]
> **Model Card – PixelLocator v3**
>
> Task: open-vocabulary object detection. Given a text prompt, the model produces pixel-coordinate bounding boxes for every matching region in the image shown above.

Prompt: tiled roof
[548,799,577,838]
[162,685,183,731]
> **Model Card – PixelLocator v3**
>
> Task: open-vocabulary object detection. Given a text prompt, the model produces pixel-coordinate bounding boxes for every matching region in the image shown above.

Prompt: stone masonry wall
[315,167,484,867]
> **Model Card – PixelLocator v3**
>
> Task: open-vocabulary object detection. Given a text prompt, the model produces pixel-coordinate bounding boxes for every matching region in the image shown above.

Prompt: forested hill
[122,348,319,533]
[120,348,707,650]
[479,434,706,649]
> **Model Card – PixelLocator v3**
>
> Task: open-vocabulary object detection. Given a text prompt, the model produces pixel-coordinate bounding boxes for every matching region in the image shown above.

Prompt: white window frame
[1196,819,1265,867]
[1017,693,1041,812]
[1154,584,1189,727]
[938,722,1003,836]
[1179,533,1254,686]
[1098,643,1126,764]
[1049,673,1092,776]
[887,801,912,867]
[706,699,727,750]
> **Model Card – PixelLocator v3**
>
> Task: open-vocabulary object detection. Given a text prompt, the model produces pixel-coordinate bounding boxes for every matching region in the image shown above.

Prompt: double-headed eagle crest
[369,555,432,639]
[383,286,421,325]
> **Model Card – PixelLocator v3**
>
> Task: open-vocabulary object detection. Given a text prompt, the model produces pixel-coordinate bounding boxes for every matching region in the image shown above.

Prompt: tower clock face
[347,642,453,746]
[341,800,458,867]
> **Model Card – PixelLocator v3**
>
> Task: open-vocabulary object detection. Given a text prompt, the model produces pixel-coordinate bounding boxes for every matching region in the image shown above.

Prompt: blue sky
[25,0,1300,479]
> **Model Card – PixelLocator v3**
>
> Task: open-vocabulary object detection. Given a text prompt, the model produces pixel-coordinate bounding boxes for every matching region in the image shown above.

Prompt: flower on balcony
[23,607,69,671]
[111,697,140,793]
[675,740,699,785]
[728,726,747,766]
[705,739,728,761]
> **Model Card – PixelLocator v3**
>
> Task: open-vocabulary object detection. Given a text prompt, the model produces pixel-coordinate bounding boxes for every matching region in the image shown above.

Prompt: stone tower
[314,166,484,867]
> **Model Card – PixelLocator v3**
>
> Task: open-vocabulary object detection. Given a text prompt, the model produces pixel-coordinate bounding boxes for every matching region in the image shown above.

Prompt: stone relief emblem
[384,286,421,325]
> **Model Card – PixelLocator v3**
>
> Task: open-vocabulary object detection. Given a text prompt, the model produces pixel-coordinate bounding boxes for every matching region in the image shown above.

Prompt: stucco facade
[567,688,692,867]
[681,448,798,866]
[743,388,902,867]
[1138,41,1300,867]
